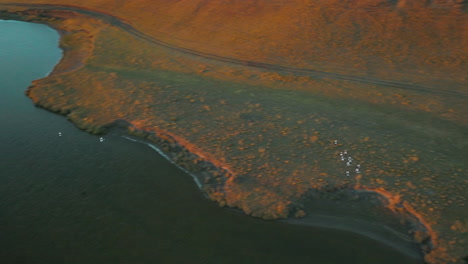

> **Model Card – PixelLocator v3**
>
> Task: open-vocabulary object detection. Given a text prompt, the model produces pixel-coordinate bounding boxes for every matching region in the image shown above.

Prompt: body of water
[0,20,423,264]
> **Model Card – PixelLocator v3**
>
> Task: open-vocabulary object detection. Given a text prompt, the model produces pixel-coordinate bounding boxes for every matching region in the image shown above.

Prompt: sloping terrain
[0,1,467,263]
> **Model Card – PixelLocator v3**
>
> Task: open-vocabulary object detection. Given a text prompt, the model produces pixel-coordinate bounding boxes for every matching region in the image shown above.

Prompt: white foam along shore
[122,135,203,189]
[122,135,424,260]
[283,212,423,259]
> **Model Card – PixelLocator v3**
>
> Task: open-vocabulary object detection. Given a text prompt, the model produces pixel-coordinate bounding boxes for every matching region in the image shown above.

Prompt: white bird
[346,170,350,177]
[99,137,104,142]
[357,164,361,168]
[355,168,361,174]
[344,150,348,155]
[346,162,351,166]
[58,132,62,137]
[334,140,338,145]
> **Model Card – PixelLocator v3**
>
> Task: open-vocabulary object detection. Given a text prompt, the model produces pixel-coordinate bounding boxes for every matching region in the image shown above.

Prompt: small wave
[122,135,202,189]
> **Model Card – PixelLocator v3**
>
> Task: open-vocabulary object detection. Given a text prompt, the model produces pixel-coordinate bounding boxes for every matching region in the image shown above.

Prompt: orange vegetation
[1,1,467,263]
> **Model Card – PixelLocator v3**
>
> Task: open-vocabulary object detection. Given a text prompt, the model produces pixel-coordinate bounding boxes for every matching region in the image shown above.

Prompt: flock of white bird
[335,140,361,177]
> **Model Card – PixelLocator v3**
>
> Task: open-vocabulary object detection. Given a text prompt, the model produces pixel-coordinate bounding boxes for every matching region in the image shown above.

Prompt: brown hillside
[3,0,468,86]
[0,1,467,263]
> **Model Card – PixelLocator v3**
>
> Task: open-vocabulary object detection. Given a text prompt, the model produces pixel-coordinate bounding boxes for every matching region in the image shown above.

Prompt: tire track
[2,2,466,98]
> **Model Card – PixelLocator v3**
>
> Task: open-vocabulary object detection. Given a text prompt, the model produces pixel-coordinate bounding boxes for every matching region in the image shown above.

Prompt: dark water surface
[0,20,423,264]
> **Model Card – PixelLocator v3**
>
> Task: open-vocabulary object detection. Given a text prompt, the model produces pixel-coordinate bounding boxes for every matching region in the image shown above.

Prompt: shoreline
[105,119,428,260]
[283,214,422,259]
[1,4,466,263]
[0,6,433,260]
[123,133,425,260]
[122,135,203,189]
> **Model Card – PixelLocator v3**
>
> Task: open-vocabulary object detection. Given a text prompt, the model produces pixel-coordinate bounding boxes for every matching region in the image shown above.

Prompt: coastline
[114,121,426,260]
[0,5,440,260]
[0,3,466,263]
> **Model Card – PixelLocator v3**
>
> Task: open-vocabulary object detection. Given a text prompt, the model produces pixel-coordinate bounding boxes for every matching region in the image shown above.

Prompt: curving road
[1,2,466,98]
